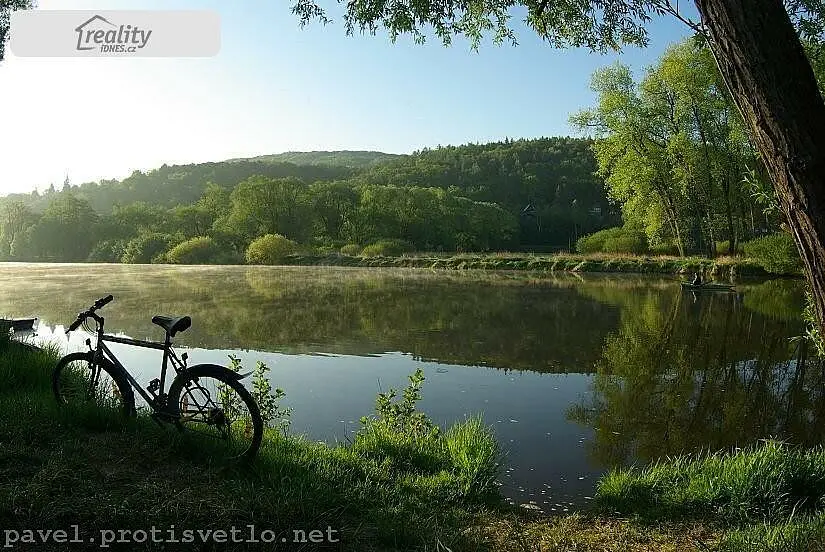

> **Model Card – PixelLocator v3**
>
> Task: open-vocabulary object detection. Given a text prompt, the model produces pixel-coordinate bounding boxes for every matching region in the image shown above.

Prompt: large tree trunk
[695,0,825,339]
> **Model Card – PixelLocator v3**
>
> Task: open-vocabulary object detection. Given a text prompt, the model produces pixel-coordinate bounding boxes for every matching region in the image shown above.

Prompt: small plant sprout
[224,355,292,433]
[252,360,292,433]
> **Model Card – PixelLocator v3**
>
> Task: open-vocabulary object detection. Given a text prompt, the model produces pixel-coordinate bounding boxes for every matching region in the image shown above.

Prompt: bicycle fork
[83,339,103,401]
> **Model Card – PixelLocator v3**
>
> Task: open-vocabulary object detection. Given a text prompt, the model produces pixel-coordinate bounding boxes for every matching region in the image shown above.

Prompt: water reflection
[569,282,823,468]
[0,264,619,372]
[0,264,816,507]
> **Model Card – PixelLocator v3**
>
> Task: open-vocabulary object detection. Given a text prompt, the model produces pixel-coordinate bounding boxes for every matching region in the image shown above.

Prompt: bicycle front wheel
[52,351,136,416]
[166,364,263,461]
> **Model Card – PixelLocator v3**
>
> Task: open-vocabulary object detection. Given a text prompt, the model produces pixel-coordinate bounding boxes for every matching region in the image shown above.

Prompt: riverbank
[1,253,802,280]
[3,338,822,551]
[276,252,795,280]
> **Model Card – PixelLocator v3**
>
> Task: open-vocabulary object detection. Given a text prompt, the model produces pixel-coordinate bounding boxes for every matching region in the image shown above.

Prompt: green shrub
[307,237,342,255]
[245,234,299,265]
[353,368,501,499]
[603,229,648,254]
[340,243,361,256]
[360,239,415,257]
[87,239,128,263]
[803,291,825,357]
[742,232,801,274]
[164,236,222,265]
[121,233,178,264]
[577,227,622,254]
[577,227,648,255]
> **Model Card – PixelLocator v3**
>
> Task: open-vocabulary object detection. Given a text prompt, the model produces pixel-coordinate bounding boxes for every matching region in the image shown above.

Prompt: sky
[0,0,693,195]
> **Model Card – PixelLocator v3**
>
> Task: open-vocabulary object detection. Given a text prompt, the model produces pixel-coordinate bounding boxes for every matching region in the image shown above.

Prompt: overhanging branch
[653,0,709,38]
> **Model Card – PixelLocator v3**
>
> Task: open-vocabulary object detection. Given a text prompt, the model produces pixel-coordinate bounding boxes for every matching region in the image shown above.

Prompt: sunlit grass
[597,441,825,551]
[718,514,825,552]
[598,441,825,524]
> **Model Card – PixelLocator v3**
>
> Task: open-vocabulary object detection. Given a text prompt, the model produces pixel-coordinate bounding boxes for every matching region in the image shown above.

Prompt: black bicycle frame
[89,313,185,409]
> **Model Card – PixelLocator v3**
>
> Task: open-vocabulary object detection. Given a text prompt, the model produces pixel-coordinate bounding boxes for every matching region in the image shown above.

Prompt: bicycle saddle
[151,315,191,337]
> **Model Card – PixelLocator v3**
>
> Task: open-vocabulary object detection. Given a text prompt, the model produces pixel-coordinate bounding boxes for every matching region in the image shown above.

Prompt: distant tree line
[0,138,621,263]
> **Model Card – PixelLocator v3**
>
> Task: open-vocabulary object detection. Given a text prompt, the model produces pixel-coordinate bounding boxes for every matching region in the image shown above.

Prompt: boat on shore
[0,318,38,333]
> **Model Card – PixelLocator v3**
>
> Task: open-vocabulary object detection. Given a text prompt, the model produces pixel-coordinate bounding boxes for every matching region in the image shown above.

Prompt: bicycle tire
[166,364,263,461]
[52,351,136,416]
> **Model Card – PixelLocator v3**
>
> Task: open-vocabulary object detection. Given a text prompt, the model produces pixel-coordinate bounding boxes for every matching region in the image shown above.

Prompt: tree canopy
[571,37,769,256]
[0,0,34,62]
[291,0,824,52]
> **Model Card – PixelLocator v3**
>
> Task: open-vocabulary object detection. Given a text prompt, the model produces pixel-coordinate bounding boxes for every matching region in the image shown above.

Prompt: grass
[597,441,825,551]
[0,337,506,551]
[476,513,718,552]
[1,334,822,550]
[273,252,782,279]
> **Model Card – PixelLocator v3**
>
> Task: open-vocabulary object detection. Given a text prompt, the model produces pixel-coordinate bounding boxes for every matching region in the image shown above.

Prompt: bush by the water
[577,227,649,255]
[87,239,128,263]
[742,232,801,274]
[353,368,501,499]
[245,233,299,265]
[360,239,415,257]
[121,233,179,264]
[164,236,224,264]
[340,243,361,256]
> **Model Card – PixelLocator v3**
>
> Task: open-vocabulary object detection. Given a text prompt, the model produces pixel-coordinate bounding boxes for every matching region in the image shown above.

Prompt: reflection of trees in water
[0,265,808,395]
[568,284,824,469]
[0,265,620,372]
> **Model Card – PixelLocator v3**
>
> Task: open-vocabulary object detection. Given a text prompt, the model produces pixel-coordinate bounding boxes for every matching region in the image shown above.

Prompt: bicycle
[52,295,263,461]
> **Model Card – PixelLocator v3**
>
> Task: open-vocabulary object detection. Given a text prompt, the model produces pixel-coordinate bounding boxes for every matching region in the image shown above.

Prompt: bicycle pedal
[147,378,161,395]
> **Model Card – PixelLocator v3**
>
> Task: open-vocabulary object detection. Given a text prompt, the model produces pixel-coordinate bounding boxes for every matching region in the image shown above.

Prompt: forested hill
[353,137,617,246]
[0,137,617,262]
[227,150,405,168]
[2,160,355,214]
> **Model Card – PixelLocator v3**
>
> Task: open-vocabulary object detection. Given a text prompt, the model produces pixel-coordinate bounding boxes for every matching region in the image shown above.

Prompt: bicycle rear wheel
[166,364,263,461]
[52,351,136,416]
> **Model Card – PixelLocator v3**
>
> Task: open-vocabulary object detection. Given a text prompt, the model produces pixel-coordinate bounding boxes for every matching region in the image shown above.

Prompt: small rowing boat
[680,282,735,292]
[0,318,38,333]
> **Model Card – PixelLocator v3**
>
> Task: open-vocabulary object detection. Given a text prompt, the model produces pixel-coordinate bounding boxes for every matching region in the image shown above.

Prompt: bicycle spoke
[173,373,260,460]
[55,358,128,411]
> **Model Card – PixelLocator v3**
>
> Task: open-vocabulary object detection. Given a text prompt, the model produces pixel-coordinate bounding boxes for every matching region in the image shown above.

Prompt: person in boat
[691,272,703,286]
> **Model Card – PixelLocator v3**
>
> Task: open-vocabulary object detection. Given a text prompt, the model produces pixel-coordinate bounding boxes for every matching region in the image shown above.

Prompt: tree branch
[534,0,553,36]
[653,0,709,38]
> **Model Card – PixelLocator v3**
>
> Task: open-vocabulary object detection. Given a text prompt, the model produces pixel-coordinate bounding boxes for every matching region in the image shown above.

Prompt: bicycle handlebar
[95,295,114,309]
[65,295,114,334]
